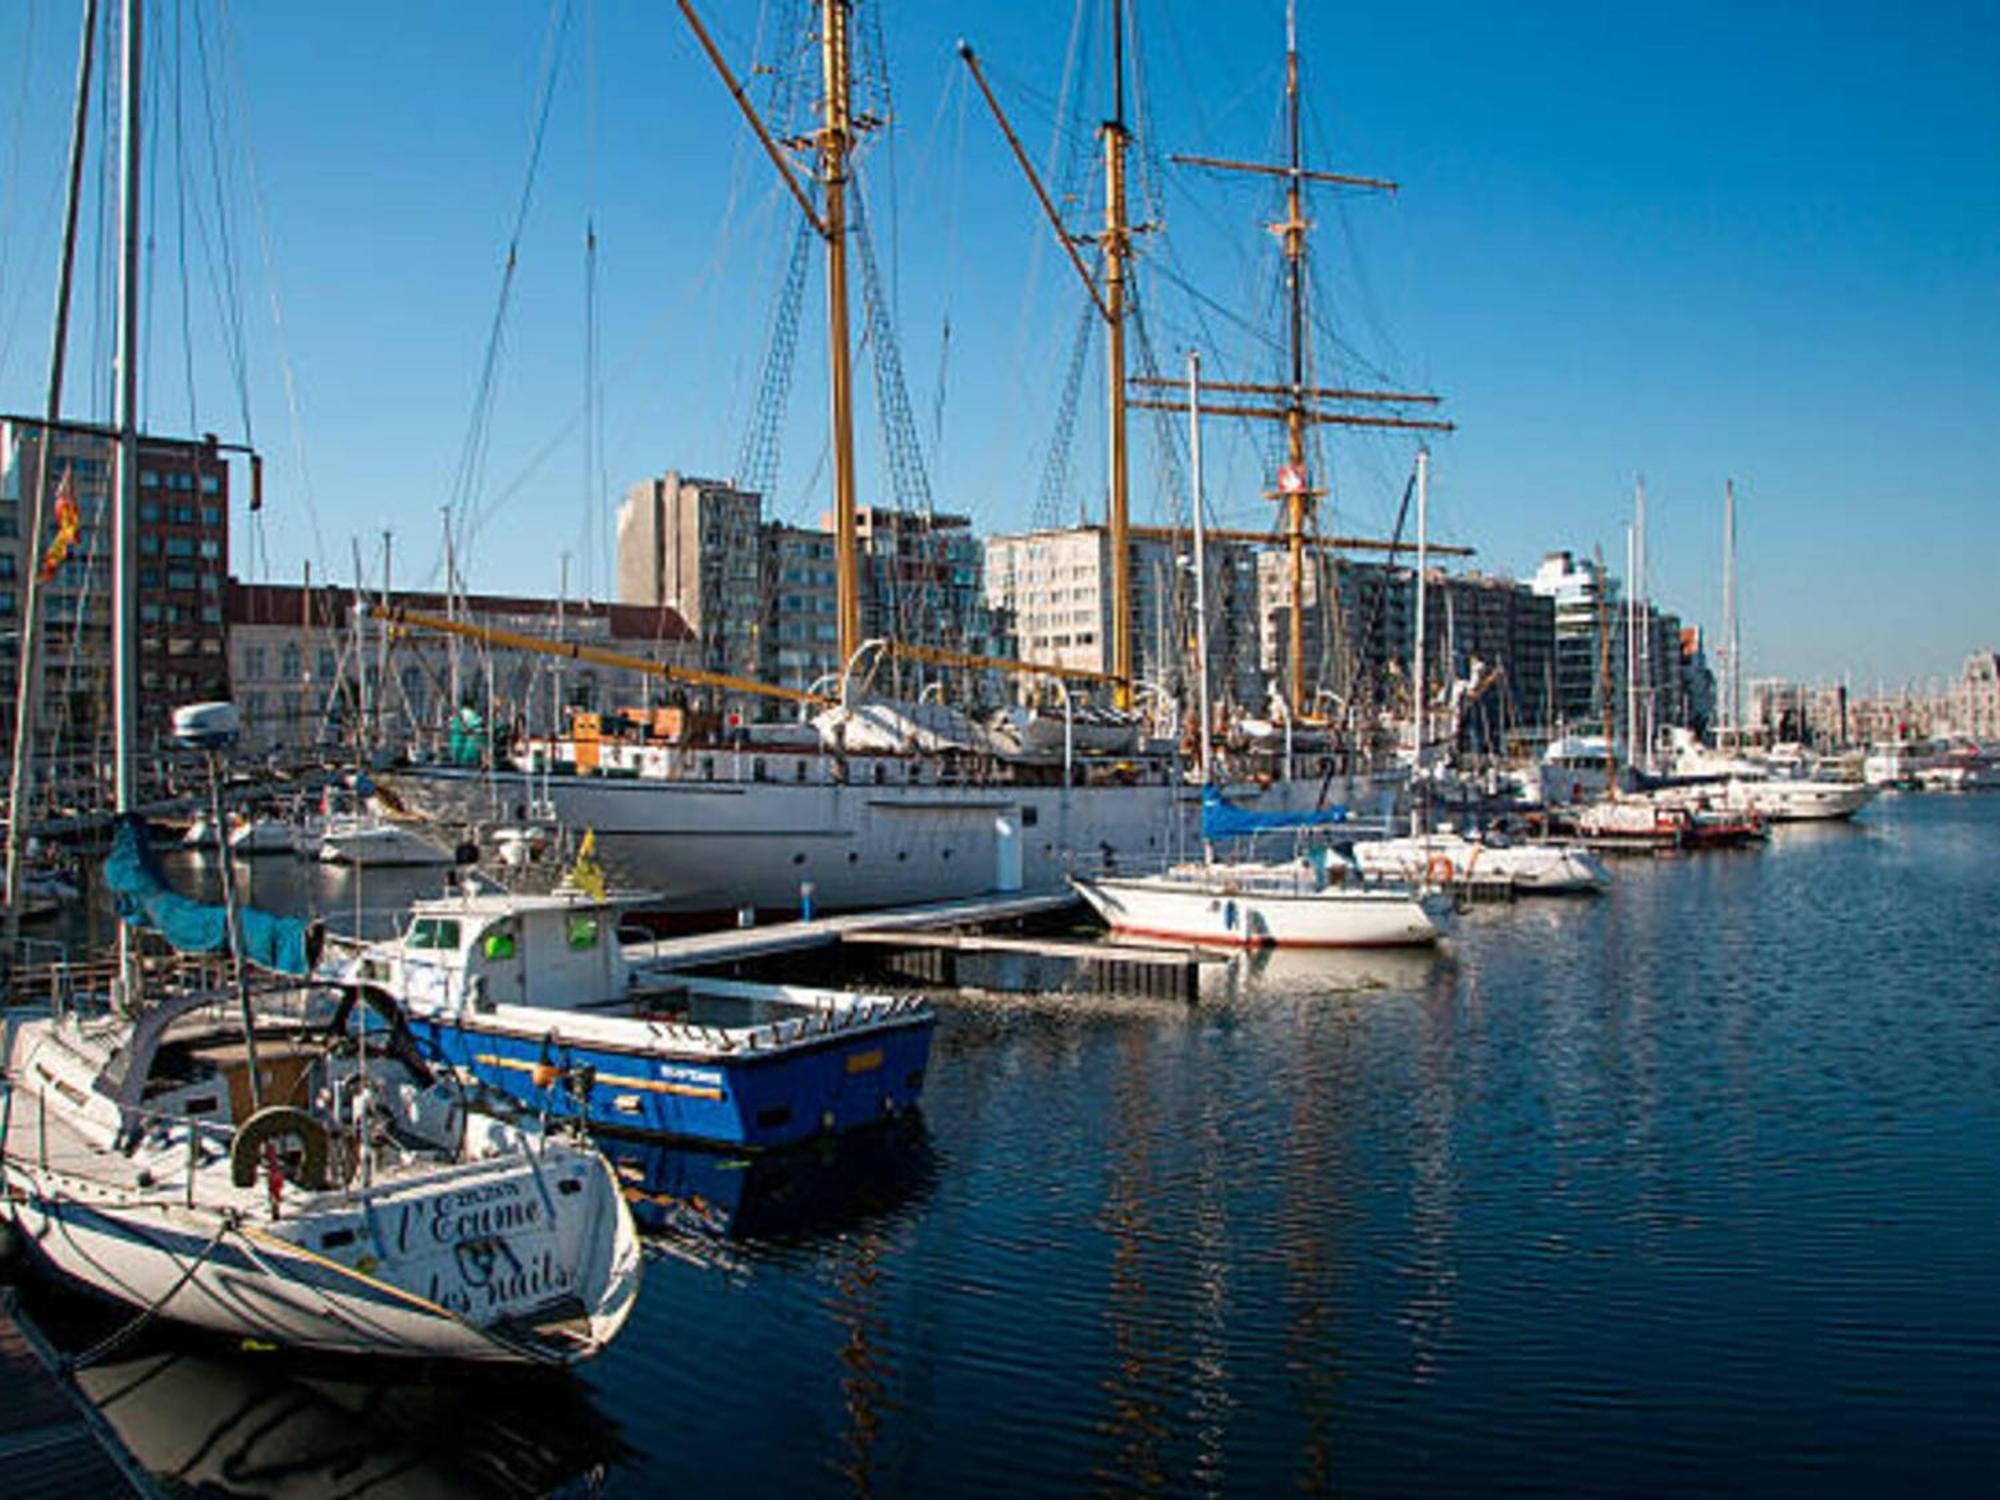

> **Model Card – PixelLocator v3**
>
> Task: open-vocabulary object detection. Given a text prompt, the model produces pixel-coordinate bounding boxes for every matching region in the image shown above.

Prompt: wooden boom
[375,605,832,707]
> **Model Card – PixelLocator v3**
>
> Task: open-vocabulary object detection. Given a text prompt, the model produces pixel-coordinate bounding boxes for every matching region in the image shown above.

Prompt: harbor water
[12,791,2000,1496]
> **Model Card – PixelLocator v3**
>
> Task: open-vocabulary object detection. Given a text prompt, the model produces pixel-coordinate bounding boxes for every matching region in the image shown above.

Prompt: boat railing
[11,1070,236,1208]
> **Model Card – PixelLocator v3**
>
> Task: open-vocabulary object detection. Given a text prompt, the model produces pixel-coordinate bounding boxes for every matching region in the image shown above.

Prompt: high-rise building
[985,524,1264,710]
[762,522,840,692]
[0,419,230,782]
[615,472,763,680]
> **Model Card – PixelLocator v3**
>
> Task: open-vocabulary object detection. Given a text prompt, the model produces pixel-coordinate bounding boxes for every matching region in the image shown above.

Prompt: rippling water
[16,794,2000,1496]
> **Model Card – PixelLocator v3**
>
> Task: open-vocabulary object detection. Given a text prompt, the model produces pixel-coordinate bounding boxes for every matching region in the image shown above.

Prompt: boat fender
[1425,854,1456,885]
[230,1106,330,1191]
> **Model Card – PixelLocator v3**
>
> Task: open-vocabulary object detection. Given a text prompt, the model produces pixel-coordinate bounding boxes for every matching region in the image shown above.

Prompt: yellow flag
[567,827,606,901]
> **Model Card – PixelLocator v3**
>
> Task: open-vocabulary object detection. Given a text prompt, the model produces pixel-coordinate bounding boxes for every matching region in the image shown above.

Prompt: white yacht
[1350,829,1609,894]
[1074,853,1443,950]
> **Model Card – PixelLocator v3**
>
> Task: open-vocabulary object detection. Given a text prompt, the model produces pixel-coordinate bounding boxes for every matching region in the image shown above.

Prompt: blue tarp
[104,813,318,976]
[1201,784,1348,842]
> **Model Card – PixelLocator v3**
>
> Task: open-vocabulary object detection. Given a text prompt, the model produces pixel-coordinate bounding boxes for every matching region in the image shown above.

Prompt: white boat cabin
[355,892,638,1016]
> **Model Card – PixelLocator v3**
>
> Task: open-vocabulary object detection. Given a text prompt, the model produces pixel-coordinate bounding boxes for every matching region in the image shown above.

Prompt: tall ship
[380,0,1451,919]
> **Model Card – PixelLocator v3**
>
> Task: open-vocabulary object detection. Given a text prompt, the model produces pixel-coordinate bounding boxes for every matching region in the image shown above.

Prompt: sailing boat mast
[676,0,863,666]
[819,0,861,663]
[1146,0,1450,725]
[1102,0,1134,709]
[1278,1,1311,724]
[1722,478,1739,738]
[4,0,98,933]
[1188,351,1212,785]
[113,0,143,817]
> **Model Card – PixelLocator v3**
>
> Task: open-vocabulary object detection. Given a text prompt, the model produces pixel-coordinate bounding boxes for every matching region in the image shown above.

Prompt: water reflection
[15,1279,623,1498]
[599,1120,938,1243]
[1210,942,1444,1002]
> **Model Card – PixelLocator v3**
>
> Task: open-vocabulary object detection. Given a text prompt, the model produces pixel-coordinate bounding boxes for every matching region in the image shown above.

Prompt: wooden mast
[1279,3,1310,726]
[1165,0,1450,726]
[819,0,861,665]
[1102,0,1133,709]
[676,0,860,665]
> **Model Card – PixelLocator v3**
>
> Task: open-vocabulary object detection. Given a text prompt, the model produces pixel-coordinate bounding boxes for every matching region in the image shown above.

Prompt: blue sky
[0,0,1994,689]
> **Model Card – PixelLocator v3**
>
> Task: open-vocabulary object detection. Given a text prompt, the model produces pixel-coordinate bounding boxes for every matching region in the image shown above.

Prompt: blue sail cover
[104,813,318,976]
[1201,785,1348,842]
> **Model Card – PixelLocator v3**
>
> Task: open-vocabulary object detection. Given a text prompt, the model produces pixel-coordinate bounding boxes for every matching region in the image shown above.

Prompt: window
[199,476,221,495]
[566,915,600,951]
[198,539,220,561]
[317,649,336,681]
[245,646,267,678]
[407,917,461,950]
[481,927,517,961]
[280,644,301,680]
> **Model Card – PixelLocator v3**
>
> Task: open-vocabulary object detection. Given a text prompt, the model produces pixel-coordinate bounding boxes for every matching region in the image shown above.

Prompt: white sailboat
[0,2,640,1365]
[1072,356,1442,951]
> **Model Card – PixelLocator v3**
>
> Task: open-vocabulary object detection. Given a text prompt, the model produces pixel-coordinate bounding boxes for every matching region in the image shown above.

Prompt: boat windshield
[406,917,462,951]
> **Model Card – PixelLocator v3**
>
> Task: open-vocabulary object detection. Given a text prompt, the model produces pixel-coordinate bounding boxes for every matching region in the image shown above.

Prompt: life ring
[230,1105,330,1191]
[1424,854,1456,886]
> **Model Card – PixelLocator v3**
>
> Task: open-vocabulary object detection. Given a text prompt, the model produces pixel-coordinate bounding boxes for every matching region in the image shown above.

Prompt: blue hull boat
[402,985,933,1148]
[321,888,935,1151]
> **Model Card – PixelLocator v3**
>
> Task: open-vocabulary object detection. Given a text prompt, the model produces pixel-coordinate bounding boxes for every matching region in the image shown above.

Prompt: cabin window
[567,915,600,951]
[482,927,517,961]
[407,918,461,951]
[1022,806,1039,828]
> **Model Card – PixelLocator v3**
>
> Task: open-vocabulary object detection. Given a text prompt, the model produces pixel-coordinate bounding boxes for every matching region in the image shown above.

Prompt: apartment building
[228,582,694,757]
[0,419,230,772]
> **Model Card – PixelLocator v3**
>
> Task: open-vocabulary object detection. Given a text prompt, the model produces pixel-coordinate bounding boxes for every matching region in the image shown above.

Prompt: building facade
[1951,650,2000,741]
[616,472,763,680]
[0,419,230,792]
[228,582,693,757]
[984,525,1264,712]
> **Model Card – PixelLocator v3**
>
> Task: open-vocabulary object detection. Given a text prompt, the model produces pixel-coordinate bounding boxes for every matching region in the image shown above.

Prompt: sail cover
[104,814,320,976]
[1201,785,1348,842]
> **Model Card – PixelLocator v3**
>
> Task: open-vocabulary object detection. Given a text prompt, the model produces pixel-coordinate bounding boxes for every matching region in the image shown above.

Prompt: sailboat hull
[1073,872,1441,949]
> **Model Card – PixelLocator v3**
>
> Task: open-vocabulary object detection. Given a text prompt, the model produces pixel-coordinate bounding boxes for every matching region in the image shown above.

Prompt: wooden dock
[0,1292,153,1498]
[842,928,1219,1001]
[623,887,1084,973]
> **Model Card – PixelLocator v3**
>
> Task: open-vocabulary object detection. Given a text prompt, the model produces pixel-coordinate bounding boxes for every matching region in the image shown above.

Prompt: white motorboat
[316,810,454,868]
[1351,830,1610,894]
[230,814,303,855]
[1715,776,1874,822]
[1073,855,1443,949]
